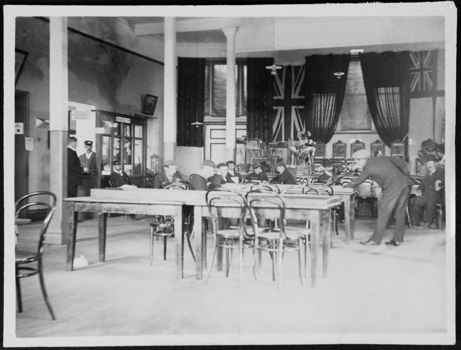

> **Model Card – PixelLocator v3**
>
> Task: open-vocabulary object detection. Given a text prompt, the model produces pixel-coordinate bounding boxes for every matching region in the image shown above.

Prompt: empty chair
[149,183,195,265]
[205,188,256,286]
[246,190,306,290]
[15,191,57,320]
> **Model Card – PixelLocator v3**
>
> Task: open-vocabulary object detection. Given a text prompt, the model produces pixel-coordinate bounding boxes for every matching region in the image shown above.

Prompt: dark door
[15,90,29,204]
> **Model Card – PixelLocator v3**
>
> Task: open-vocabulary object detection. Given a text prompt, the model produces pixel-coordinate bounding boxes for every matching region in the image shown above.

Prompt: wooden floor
[7,213,454,346]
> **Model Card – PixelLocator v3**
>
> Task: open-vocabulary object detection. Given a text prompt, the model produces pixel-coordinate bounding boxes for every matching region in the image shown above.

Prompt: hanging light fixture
[266,64,282,76]
[334,71,345,79]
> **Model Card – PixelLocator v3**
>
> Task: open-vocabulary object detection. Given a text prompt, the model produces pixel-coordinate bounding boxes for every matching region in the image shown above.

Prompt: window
[204,60,247,118]
[336,57,375,132]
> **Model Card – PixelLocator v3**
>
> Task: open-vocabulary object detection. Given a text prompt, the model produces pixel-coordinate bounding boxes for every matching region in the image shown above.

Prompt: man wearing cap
[275,161,297,185]
[109,161,137,189]
[246,162,269,183]
[410,154,444,229]
[79,140,97,174]
[344,150,413,246]
[153,159,185,189]
[67,136,87,197]
[189,160,216,190]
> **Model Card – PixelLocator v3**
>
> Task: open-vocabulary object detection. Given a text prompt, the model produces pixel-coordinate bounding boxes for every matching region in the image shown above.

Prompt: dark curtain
[305,54,350,143]
[360,51,411,147]
[177,57,206,147]
[247,57,274,142]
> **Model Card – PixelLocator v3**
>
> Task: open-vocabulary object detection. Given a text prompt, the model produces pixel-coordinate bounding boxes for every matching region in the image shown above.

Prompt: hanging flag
[272,65,306,141]
[410,50,438,98]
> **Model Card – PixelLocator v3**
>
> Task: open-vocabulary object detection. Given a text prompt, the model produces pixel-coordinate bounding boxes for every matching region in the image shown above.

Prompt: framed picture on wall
[142,94,158,116]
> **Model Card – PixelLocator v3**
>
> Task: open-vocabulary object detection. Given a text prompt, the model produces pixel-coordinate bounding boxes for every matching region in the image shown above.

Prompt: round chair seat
[216,229,241,238]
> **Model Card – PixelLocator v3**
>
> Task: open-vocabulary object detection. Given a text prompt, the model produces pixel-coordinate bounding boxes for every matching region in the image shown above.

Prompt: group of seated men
[109,152,444,230]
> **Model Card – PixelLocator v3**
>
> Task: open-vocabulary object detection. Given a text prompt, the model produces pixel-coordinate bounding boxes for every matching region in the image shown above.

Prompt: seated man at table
[273,161,297,185]
[226,160,242,183]
[410,154,445,229]
[317,159,339,184]
[246,162,269,183]
[189,160,216,190]
[109,161,137,190]
[153,159,185,189]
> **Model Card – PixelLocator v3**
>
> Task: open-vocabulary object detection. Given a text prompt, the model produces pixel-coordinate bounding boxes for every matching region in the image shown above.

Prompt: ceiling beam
[134,17,273,36]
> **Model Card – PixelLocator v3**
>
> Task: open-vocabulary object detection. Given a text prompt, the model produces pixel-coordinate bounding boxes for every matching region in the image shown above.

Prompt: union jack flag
[410,50,438,98]
[272,65,306,141]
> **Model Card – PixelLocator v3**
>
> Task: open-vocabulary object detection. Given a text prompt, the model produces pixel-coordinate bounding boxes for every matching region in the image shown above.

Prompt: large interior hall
[5,4,456,347]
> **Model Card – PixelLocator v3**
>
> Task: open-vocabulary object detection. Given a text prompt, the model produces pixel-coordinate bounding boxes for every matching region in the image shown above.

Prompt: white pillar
[222,27,238,161]
[164,17,177,161]
[47,17,68,244]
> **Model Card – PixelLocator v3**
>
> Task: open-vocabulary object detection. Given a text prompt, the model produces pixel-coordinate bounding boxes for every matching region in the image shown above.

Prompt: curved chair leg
[16,274,22,313]
[304,238,308,278]
[205,236,218,284]
[185,232,196,262]
[149,226,154,266]
[38,261,55,320]
[278,242,283,291]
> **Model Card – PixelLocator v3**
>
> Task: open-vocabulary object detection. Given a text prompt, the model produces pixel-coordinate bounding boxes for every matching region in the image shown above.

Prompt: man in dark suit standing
[411,154,445,229]
[344,150,414,247]
[67,136,86,197]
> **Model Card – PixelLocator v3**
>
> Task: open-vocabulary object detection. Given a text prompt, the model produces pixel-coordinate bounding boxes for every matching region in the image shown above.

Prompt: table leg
[321,209,331,278]
[98,212,107,263]
[310,210,319,288]
[344,195,351,243]
[174,206,184,279]
[66,202,78,271]
[350,193,356,239]
[194,206,204,279]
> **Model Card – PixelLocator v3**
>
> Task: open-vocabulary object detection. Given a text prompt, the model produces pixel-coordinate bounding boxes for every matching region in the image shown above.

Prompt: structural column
[47,17,69,244]
[222,27,238,161]
[164,17,177,161]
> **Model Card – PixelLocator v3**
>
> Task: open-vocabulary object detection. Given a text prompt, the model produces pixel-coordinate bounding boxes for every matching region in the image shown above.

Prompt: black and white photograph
[4,3,456,347]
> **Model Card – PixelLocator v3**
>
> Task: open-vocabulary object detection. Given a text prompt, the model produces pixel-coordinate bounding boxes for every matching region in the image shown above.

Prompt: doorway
[15,90,29,204]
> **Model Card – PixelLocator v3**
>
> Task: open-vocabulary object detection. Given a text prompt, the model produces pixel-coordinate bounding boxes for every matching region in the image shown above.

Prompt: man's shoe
[429,223,437,229]
[360,239,378,246]
[385,240,400,246]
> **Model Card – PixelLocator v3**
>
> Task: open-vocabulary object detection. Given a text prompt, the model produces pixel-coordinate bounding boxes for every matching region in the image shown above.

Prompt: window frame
[204,58,248,121]
[335,55,376,134]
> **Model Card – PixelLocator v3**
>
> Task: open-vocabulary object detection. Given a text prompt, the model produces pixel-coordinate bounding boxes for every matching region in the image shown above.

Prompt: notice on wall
[71,110,92,120]
[15,123,24,134]
[25,137,34,151]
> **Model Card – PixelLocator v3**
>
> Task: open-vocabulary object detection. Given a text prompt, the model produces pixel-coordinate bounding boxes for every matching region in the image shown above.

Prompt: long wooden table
[66,188,341,288]
[223,183,356,242]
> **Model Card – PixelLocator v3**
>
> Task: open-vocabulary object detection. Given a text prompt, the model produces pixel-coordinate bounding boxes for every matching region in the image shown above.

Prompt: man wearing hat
[189,160,216,190]
[153,159,185,189]
[343,149,414,246]
[275,161,297,185]
[246,162,269,183]
[109,161,137,189]
[79,140,97,175]
[67,136,87,197]
[410,154,444,229]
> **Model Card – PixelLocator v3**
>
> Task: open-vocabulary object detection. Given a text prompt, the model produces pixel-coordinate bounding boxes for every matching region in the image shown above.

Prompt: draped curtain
[177,57,206,147]
[304,54,350,143]
[247,57,274,143]
[359,51,411,147]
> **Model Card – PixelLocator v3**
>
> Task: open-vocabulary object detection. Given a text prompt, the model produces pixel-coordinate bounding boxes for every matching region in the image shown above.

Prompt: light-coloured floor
[8,214,452,346]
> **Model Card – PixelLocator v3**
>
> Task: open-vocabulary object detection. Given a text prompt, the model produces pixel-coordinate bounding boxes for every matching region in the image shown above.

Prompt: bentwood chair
[15,191,57,320]
[149,183,196,265]
[205,189,257,286]
[304,185,340,249]
[246,191,305,290]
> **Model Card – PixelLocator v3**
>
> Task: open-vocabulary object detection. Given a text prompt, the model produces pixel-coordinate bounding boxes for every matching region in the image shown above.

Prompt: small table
[64,196,185,277]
